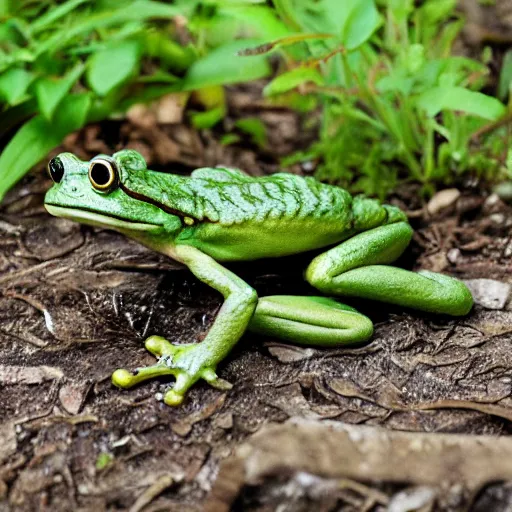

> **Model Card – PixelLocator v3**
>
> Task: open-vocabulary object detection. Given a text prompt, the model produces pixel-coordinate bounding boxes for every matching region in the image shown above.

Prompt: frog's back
[188,167,354,226]
[121,167,406,260]
[124,166,355,226]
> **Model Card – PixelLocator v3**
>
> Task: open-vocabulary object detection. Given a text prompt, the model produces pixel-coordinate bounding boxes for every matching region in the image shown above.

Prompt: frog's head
[44,150,182,237]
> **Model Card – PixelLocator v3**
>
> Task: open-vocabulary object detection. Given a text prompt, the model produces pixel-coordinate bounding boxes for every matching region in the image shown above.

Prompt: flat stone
[464,279,511,310]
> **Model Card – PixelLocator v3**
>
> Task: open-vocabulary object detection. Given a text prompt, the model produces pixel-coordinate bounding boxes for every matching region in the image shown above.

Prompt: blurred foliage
[0,0,284,200]
[256,0,512,198]
[0,0,511,200]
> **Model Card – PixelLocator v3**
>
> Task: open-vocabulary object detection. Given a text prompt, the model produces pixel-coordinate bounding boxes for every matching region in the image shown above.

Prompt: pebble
[463,279,511,310]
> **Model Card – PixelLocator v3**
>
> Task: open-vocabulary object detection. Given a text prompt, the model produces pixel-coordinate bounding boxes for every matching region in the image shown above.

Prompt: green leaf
[263,67,324,96]
[190,106,225,129]
[339,0,381,49]
[417,87,506,120]
[95,453,113,470]
[182,40,271,91]
[0,0,9,16]
[0,67,33,105]
[86,40,140,96]
[235,117,267,147]
[37,1,184,56]
[30,0,89,34]
[217,5,290,40]
[419,0,457,24]
[0,93,91,202]
[35,63,85,120]
[406,44,425,74]
[321,0,381,49]
[498,50,512,101]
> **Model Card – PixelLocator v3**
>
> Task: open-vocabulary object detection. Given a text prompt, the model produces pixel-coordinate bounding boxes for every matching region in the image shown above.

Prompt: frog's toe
[112,363,176,389]
[163,372,192,406]
[201,368,233,390]
[145,335,179,357]
[112,368,138,388]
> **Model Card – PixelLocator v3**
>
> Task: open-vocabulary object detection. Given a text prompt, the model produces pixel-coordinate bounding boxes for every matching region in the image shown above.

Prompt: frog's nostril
[71,186,78,193]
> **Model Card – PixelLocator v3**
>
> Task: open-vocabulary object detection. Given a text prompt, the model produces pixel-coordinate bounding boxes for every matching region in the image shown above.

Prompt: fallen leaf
[0,365,63,385]
[172,393,226,437]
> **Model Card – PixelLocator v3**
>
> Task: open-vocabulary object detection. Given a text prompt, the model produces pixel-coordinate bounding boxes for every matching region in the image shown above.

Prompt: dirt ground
[2,81,512,511]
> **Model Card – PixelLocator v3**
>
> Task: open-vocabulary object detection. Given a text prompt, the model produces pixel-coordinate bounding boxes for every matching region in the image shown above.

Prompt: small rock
[447,248,461,264]
[388,486,436,512]
[464,279,511,310]
[484,193,500,207]
[494,181,512,202]
[213,412,234,430]
[59,382,89,415]
[426,189,460,216]
[490,213,505,224]
[266,343,316,362]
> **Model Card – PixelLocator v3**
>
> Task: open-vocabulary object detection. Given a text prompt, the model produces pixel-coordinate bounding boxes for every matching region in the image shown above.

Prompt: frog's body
[44,150,473,406]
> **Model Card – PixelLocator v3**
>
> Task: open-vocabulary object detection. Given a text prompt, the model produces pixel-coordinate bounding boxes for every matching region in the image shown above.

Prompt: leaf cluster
[259,0,512,198]
[0,0,282,200]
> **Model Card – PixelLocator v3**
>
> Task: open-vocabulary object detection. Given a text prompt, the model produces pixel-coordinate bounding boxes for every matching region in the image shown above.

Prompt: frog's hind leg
[248,295,373,346]
[305,221,473,316]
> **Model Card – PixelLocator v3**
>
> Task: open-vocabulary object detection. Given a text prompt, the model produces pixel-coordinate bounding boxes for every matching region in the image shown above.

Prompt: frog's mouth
[44,204,163,233]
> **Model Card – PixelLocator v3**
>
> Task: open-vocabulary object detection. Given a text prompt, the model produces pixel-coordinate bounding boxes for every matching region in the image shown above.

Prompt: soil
[2,82,512,512]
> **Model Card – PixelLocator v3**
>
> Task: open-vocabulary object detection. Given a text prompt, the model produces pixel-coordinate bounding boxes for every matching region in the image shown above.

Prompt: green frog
[44,150,473,406]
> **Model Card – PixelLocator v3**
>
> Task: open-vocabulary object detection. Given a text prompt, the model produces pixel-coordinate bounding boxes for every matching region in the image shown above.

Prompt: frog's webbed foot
[112,336,232,406]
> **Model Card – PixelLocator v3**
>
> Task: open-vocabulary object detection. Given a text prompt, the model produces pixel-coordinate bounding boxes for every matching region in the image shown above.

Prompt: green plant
[250,0,510,198]
[0,0,286,201]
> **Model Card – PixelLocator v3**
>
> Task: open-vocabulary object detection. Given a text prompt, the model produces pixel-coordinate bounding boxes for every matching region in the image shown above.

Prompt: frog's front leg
[112,245,257,406]
[305,222,473,315]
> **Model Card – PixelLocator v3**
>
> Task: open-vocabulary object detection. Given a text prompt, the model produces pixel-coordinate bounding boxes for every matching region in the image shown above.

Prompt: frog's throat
[44,205,163,233]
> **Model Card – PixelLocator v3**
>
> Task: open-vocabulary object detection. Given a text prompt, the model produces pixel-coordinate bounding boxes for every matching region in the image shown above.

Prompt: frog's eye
[47,157,64,183]
[88,158,119,193]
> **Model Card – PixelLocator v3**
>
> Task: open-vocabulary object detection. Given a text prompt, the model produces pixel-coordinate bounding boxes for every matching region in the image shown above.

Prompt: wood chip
[0,365,63,385]
[426,189,460,216]
[128,474,176,512]
[206,419,512,511]
[0,421,17,464]
[172,394,227,437]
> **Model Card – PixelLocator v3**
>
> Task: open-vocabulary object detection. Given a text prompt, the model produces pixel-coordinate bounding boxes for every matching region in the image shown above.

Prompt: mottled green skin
[44,150,473,406]
[45,150,406,260]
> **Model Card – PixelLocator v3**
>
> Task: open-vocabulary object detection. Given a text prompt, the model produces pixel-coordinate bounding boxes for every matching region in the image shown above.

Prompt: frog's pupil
[48,157,64,183]
[90,162,112,186]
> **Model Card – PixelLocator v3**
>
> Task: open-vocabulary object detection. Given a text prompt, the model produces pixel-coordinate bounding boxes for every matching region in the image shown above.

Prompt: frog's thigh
[305,222,472,316]
[248,295,373,346]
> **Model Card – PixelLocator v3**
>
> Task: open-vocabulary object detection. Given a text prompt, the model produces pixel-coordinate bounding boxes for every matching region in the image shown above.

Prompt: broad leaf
[35,63,85,119]
[337,0,381,49]
[182,40,271,90]
[300,0,381,49]
[263,67,323,96]
[86,40,140,96]
[0,68,33,105]
[30,0,89,34]
[417,86,506,120]
[37,1,184,56]
[219,5,290,40]
[0,93,91,201]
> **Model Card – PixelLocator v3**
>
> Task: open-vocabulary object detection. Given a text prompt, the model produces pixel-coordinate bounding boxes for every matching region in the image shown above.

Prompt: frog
[44,149,473,406]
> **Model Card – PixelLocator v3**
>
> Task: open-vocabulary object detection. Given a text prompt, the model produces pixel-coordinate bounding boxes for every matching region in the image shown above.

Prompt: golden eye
[88,158,118,192]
